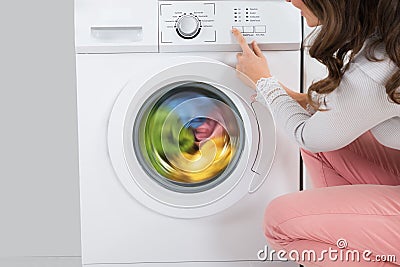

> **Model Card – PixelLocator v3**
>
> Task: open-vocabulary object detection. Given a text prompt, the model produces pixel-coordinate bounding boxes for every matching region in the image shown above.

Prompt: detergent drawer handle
[90,25,143,42]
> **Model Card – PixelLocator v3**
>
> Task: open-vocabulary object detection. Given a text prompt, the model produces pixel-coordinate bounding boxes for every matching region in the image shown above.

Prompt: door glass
[133,82,245,193]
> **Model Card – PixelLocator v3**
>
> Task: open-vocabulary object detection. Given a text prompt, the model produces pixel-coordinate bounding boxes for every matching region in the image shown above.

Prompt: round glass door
[133,81,245,193]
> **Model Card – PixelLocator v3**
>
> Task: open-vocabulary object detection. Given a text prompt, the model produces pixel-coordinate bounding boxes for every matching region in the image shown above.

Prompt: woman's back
[338,42,400,149]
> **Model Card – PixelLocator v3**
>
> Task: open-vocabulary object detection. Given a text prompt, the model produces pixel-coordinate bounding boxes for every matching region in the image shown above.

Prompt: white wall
[0,0,81,264]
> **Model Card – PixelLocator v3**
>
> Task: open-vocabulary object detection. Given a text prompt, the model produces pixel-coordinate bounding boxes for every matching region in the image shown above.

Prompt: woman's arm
[232,29,308,109]
[256,71,395,153]
[279,83,308,110]
[233,29,394,153]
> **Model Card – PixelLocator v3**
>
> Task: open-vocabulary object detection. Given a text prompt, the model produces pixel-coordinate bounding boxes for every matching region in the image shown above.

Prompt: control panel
[159,1,301,52]
[160,2,217,44]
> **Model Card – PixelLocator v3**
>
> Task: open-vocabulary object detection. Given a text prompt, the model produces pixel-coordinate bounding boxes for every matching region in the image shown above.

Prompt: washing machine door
[108,59,276,218]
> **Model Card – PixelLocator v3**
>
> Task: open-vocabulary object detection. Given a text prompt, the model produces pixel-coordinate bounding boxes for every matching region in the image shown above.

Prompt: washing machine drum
[134,82,245,193]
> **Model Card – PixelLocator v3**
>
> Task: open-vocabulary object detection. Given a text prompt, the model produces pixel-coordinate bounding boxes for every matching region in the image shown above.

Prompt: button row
[232,25,266,33]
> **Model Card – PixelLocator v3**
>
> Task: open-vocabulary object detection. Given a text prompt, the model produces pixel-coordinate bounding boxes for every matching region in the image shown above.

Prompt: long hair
[374,0,400,104]
[303,0,400,108]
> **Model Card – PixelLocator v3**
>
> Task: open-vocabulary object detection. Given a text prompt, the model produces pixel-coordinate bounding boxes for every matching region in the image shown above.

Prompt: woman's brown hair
[303,0,400,108]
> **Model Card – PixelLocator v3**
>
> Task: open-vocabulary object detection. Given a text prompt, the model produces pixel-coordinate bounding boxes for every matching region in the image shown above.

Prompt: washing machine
[75,0,302,266]
[302,24,328,190]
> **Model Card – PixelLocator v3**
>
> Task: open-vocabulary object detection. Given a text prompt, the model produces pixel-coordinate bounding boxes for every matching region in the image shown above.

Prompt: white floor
[0,257,82,267]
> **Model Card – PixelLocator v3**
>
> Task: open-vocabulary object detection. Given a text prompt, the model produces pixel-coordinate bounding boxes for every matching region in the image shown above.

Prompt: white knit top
[256,44,400,153]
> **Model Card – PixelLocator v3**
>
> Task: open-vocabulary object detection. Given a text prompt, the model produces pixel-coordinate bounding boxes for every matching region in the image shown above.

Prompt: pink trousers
[264,131,400,266]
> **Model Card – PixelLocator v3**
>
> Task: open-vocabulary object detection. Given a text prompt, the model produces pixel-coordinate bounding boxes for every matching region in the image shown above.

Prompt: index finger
[232,28,252,53]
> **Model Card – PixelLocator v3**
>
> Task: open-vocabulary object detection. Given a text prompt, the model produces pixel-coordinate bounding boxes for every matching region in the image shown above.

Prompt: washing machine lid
[108,59,276,218]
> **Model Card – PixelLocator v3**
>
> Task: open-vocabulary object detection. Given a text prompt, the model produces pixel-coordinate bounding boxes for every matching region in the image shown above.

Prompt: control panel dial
[175,14,201,39]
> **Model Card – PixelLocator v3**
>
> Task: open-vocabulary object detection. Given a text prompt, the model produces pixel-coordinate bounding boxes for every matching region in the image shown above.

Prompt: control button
[254,25,267,33]
[243,26,254,33]
[232,26,244,33]
[176,14,201,39]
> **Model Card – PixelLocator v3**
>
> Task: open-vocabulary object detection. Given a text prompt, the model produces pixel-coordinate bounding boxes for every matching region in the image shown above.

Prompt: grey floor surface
[0,257,82,267]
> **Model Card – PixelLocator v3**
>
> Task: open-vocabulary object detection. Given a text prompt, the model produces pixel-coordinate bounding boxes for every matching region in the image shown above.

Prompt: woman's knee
[263,193,299,244]
[264,190,319,245]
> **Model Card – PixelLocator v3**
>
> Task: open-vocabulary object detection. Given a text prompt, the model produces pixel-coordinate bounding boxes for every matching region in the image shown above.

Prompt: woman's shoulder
[351,42,397,86]
[330,44,397,106]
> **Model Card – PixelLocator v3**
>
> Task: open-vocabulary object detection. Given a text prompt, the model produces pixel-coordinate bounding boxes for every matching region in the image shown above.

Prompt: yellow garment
[166,136,234,183]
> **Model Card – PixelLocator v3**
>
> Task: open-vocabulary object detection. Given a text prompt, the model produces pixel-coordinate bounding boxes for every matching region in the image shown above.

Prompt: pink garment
[264,131,400,266]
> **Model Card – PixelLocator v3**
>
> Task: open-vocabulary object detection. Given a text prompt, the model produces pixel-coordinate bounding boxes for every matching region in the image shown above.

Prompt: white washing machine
[75,0,301,266]
[302,24,328,190]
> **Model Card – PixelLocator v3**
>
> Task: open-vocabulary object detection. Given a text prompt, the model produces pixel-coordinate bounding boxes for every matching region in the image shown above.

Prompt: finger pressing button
[232,26,244,33]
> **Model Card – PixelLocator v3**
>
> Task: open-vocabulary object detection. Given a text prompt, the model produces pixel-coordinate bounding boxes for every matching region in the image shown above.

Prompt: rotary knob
[176,14,201,39]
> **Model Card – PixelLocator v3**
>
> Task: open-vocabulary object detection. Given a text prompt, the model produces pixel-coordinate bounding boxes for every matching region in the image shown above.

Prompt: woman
[233,0,400,266]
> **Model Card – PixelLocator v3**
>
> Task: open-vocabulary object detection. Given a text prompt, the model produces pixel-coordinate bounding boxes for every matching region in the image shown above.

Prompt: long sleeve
[255,64,400,152]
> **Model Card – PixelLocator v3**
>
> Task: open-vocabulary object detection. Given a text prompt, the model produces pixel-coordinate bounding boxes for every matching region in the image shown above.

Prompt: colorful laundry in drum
[142,87,242,184]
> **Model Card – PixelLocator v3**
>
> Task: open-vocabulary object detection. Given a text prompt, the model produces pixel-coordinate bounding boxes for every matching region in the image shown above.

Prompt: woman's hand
[232,28,272,85]
[232,29,308,109]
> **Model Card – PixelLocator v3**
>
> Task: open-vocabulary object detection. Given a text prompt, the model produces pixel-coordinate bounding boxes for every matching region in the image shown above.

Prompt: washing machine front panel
[108,59,276,218]
[76,0,302,264]
[76,52,300,265]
